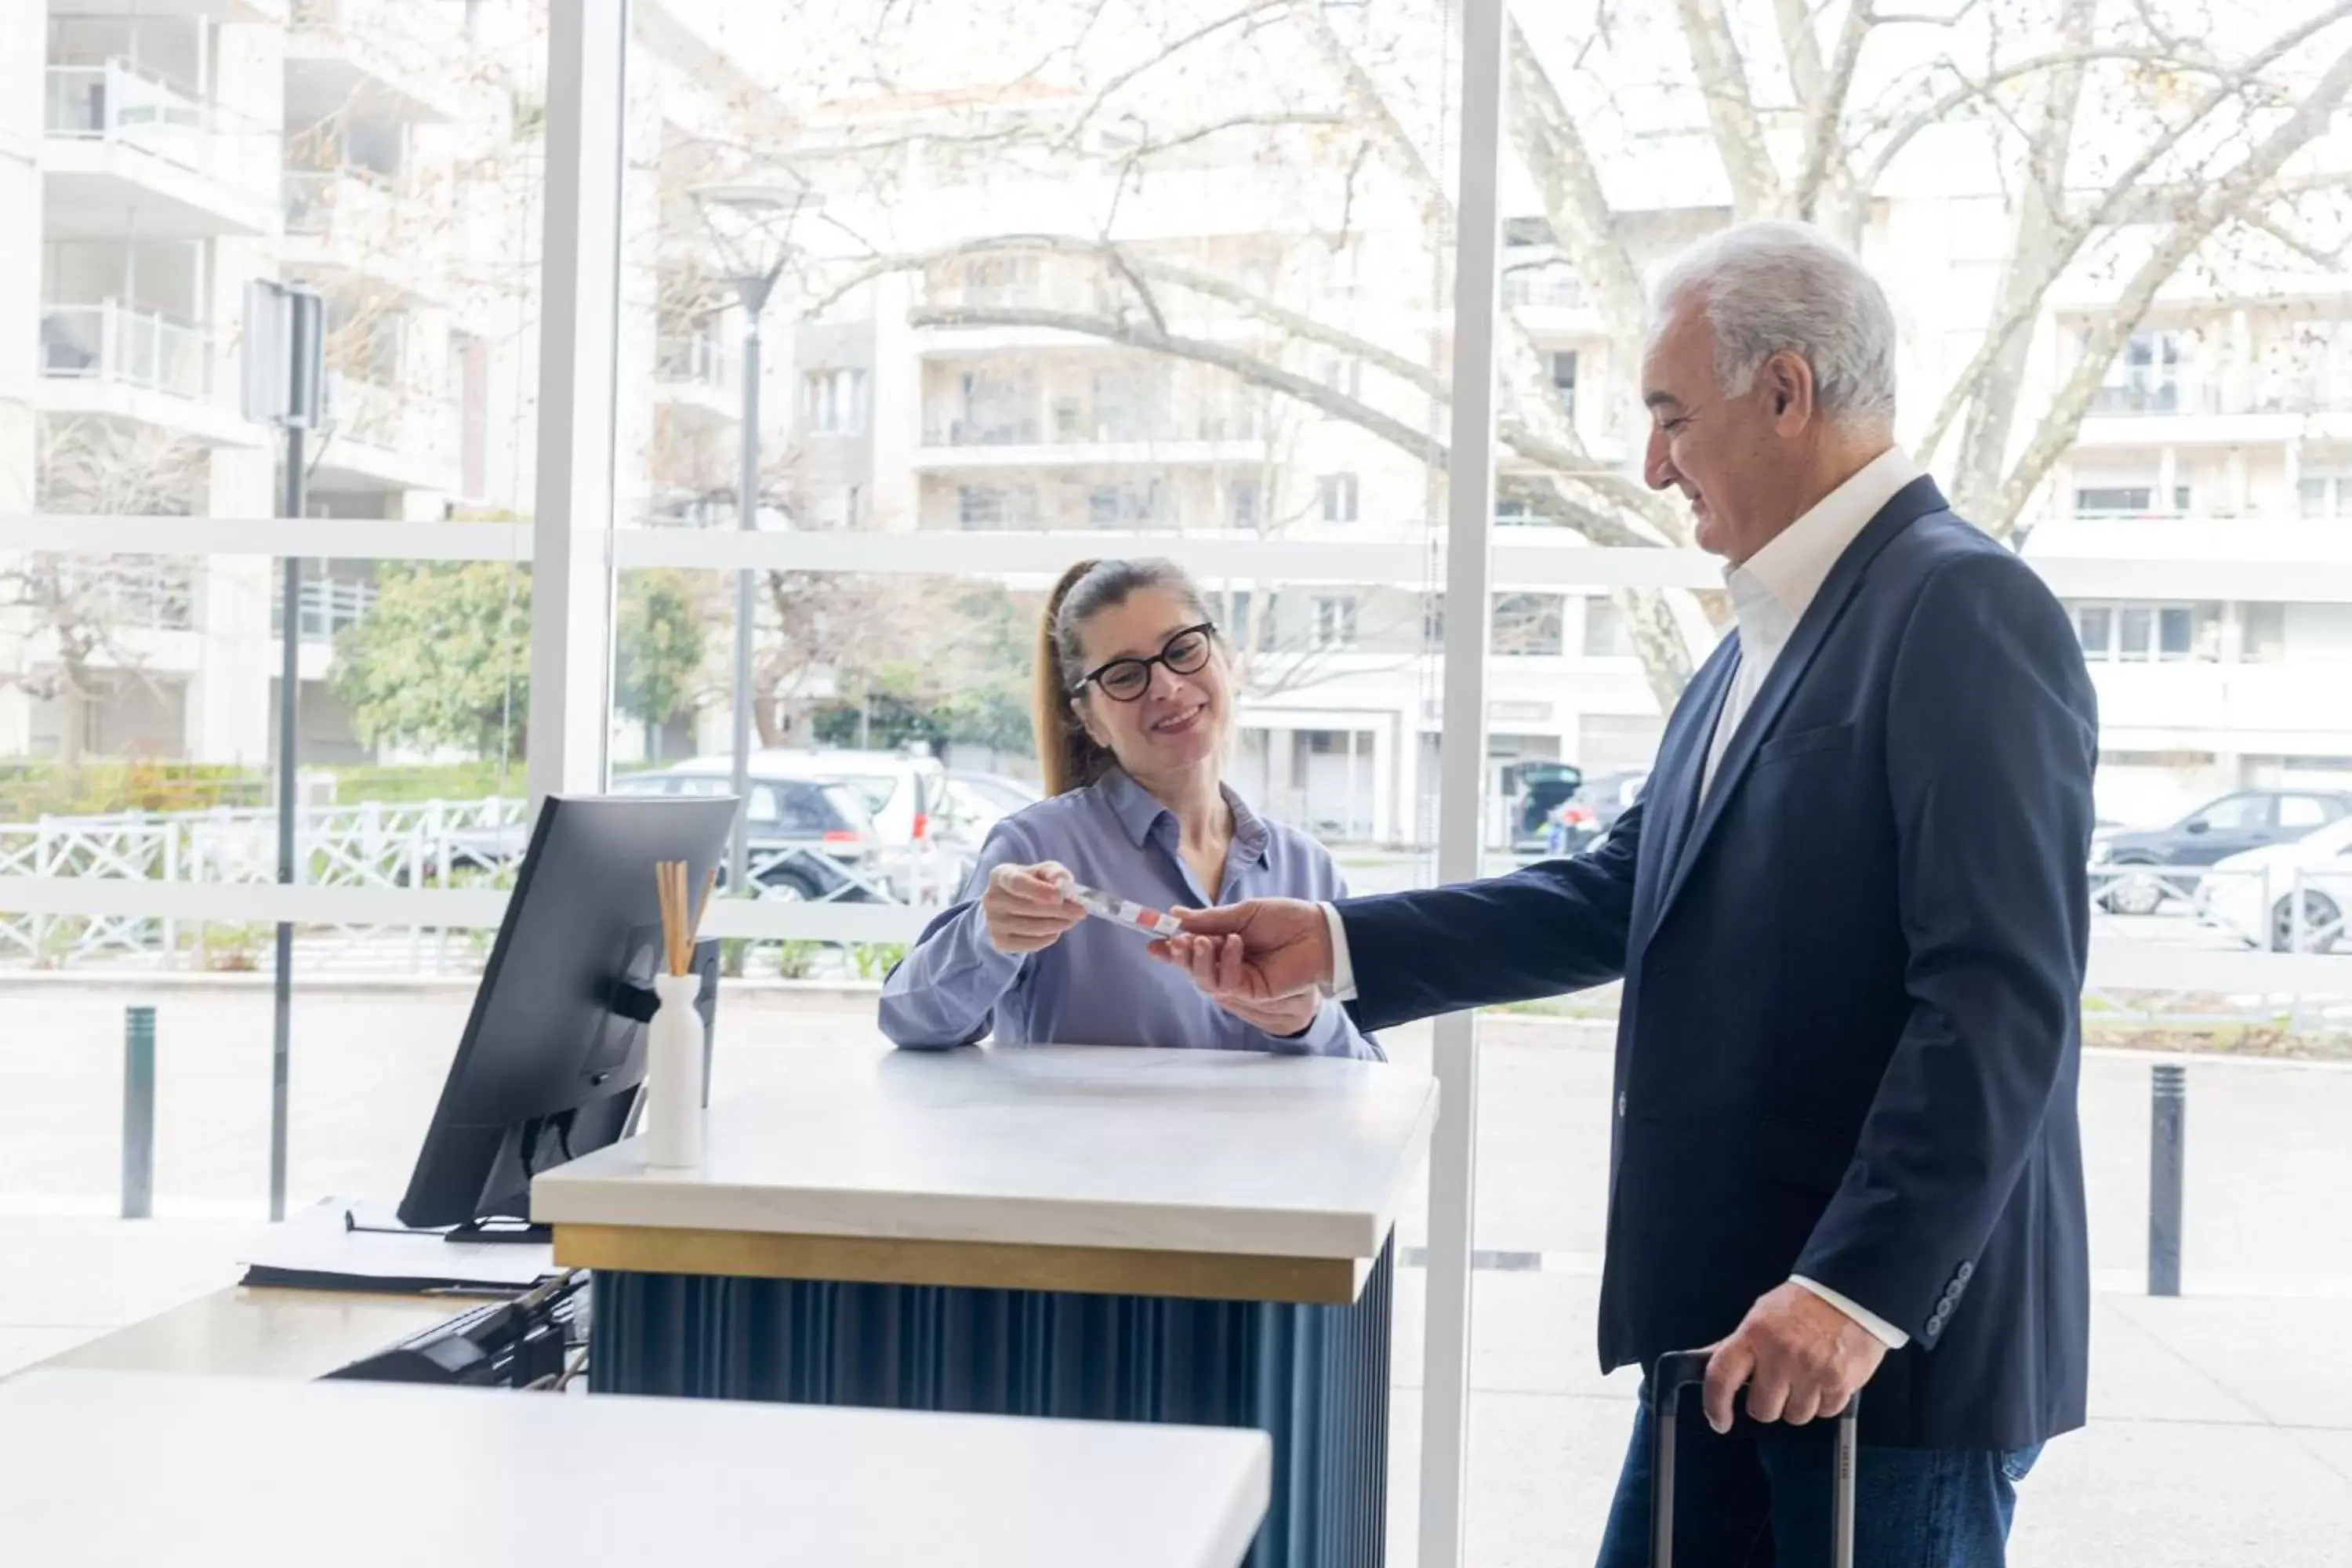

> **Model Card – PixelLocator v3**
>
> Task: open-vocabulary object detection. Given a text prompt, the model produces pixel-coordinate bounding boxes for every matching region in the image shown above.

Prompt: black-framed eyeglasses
[1075,622,1216,702]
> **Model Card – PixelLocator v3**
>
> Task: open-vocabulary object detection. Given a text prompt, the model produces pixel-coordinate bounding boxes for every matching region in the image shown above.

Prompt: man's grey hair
[1652,220,1899,429]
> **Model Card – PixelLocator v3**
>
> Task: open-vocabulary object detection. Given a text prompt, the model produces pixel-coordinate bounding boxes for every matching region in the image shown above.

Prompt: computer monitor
[396,793,736,1234]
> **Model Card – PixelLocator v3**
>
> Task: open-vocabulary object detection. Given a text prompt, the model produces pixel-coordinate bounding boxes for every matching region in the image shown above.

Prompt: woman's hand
[982,861,1087,955]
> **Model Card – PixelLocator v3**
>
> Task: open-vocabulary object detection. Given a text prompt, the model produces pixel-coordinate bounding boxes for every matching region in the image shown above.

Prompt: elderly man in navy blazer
[1158,220,2096,1566]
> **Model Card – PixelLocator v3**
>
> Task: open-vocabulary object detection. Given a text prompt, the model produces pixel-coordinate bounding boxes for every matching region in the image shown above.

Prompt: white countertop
[532,1042,1436,1261]
[0,1369,1270,1568]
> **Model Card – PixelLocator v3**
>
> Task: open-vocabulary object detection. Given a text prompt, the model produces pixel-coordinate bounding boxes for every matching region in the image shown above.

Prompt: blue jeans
[1593,1392,2042,1567]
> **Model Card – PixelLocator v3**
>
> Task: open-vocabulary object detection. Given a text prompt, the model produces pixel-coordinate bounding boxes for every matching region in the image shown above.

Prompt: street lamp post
[693,180,817,898]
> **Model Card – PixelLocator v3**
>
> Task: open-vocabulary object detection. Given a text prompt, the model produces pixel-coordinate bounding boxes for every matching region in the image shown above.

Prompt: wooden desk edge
[553,1224,1382,1306]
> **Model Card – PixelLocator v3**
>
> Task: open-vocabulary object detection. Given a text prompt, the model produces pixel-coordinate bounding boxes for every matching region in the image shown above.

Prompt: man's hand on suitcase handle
[1700,1281,1888,1434]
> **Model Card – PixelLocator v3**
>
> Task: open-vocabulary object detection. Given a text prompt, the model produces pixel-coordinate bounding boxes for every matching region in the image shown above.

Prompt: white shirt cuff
[1790,1275,1909,1349]
[1321,901,1357,1003]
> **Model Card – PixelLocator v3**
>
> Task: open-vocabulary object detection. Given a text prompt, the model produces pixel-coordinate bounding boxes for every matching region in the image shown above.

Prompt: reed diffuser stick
[655,860,713,978]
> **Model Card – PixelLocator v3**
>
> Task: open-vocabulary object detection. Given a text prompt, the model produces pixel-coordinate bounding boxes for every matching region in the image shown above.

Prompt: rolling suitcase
[1648,1348,1860,1568]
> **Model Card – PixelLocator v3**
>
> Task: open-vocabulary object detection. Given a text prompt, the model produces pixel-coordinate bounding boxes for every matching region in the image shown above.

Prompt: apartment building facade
[4,2,2346,845]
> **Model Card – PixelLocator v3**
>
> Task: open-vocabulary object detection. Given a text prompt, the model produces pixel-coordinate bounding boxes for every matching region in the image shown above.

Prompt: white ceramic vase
[644,970,706,1168]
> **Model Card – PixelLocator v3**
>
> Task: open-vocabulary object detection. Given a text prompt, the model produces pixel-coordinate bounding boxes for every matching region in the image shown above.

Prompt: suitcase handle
[1647,1348,1858,1568]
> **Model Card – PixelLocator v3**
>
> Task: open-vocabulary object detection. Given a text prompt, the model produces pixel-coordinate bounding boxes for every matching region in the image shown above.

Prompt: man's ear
[1767,351,1813,426]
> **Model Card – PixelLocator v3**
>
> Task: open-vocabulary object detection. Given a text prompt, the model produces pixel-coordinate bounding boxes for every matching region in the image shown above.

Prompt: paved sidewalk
[3,993,2348,1563]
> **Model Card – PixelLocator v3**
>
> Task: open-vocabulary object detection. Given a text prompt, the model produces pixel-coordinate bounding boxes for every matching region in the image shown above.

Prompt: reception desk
[532,1042,1436,1568]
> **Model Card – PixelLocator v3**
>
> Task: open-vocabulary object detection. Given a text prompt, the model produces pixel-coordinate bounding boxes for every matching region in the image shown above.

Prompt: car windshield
[827,774,899,814]
[819,783,877,834]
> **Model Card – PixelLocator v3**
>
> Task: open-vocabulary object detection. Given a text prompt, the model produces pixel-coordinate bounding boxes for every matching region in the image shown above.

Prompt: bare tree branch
[1915,2,2352,470]
[1794,1,1876,222]
[1674,0,1790,220]
[906,303,1450,467]
[1987,36,2352,532]
[1946,0,2095,517]
[1853,17,2346,198]
[2243,211,2350,272]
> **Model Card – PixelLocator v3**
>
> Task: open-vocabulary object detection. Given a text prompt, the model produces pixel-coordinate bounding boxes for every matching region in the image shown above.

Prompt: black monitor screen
[396,793,735,1230]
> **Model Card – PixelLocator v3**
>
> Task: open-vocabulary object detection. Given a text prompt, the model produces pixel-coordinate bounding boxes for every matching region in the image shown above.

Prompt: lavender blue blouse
[877,768,1381,1059]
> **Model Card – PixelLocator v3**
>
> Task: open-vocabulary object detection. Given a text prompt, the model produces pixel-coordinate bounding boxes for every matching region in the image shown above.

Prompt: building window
[1319,473,1359,524]
[2074,484,2190,516]
[803,368,866,435]
[2071,600,2219,662]
[1228,479,1261,529]
[1219,589,1253,649]
[1312,596,1359,650]
[957,485,1005,528]
[1491,593,1564,656]
[1549,350,1577,419]
[1583,595,1635,658]
[2089,329,2183,415]
[2303,474,2350,517]
[1087,480,1167,528]
[2243,601,2287,662]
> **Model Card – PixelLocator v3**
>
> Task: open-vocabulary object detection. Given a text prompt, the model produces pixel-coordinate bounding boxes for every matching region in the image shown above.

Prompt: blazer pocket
[1751,1117,1857,1195]
[1755,722,1854,765]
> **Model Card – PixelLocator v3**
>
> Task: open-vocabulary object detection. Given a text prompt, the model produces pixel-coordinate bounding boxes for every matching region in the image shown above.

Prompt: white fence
[0,798,969,975]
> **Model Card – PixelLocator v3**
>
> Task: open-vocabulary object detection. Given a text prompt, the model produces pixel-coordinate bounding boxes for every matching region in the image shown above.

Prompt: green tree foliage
[331,562,532,761]
[808,583,1034,755]
[332,564,706,761]
[615,568,710,741]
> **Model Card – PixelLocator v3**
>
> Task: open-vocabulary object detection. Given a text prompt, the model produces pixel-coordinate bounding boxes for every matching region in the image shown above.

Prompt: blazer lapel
[1632,638,1737,942]
[1650,476,1948,929]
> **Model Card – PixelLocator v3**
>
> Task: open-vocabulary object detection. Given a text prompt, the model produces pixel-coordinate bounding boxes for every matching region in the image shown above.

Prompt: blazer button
[1617,1091,1627,1117]
[1957,1261,1975,1283]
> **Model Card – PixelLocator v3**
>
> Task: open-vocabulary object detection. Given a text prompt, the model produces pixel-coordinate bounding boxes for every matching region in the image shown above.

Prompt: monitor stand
[445,1215,551,1246]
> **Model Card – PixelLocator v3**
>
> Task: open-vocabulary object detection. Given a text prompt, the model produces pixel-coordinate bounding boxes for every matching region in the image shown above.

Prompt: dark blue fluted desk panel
[590,1239,1394,1568]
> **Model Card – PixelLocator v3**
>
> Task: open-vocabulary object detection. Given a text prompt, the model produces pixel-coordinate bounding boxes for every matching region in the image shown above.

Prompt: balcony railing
[43,60,275,202]
[320,372,453,467]
[54,558,195,633]
[39,301,213,402]
[2087,378,2348,418]
[289,0,468,70]
[282,165,400,235]
[271,576,377,643]
[921,414,1265,447]
[654,333,739,396]
[1501,266,1584,310]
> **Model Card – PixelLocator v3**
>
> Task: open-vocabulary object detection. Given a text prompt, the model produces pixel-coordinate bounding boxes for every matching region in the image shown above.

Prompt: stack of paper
[238,1200,558,1294]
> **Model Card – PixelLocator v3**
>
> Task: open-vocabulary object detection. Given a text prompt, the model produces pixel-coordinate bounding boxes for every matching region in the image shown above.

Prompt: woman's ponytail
[1035,560,1113,795]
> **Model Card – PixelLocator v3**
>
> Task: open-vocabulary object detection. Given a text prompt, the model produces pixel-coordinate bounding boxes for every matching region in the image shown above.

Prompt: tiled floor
[4,985,2350,1563]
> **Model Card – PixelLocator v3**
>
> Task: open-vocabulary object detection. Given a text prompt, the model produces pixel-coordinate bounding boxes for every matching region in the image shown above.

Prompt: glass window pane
[2280,795,2328,829]
[2119,606,2154,659]
[2158,607,2194,658]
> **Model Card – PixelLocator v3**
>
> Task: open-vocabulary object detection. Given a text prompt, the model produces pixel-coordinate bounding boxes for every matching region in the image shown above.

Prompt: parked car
[2195,815,2352,953]
[1546,768,1649,854]
[1504,761,1584,853]
[672,749,947,848]
[438,771,885,902]
[935,771,1043,844]
[2092,789,2352,915]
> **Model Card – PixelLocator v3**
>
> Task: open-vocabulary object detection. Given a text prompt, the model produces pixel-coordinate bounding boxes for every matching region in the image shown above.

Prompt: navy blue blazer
[1341,478,2096,1450]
